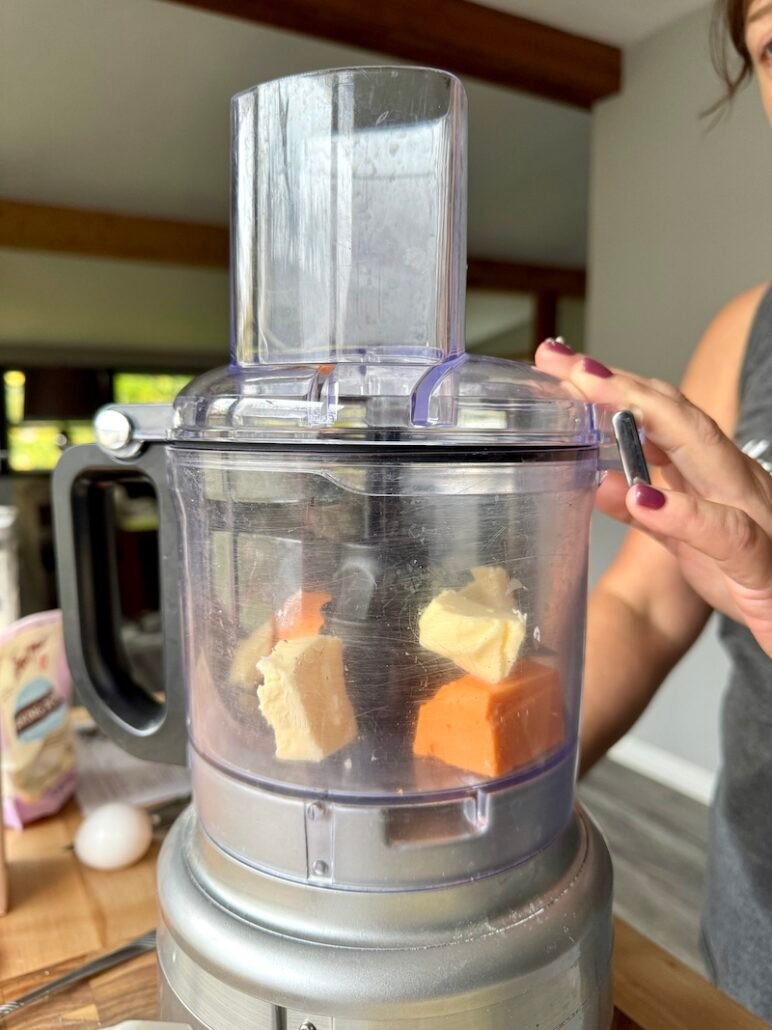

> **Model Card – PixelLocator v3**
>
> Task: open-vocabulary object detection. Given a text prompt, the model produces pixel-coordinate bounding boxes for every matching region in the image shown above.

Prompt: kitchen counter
[0,800,766,1029]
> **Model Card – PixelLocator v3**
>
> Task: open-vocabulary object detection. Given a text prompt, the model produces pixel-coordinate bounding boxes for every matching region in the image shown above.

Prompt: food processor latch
[93,403,174,460]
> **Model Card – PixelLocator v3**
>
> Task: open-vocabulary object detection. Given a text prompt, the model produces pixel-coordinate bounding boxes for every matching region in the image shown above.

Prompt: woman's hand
[535,339,772,657]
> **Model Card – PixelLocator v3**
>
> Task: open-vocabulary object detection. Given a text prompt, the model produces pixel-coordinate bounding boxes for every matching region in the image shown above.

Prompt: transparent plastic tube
[231,67,467,367]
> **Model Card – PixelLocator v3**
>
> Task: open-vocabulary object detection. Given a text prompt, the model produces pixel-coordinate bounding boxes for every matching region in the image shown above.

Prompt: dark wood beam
[0,343,215,371]
[162,0,621,109]
[0,200,228,269]
[467,258,585,298]
[0,201,586,299]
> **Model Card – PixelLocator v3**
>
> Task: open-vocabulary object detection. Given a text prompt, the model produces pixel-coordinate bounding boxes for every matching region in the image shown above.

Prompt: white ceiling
[0,0,709,358]
[0,0,712,264]
[482,0,711,48]
[1,0,590,266]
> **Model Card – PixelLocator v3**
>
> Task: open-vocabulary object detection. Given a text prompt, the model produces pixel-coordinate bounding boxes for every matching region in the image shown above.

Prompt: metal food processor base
[156,806,613,1030]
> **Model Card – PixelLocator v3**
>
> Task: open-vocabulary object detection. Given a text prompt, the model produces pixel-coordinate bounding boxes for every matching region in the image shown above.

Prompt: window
[113,373,192,405]
[4,371,97,472]
[3,369,194,472]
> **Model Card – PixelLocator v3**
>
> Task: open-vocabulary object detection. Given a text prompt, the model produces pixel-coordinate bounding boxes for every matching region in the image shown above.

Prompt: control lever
[612,410,651,486]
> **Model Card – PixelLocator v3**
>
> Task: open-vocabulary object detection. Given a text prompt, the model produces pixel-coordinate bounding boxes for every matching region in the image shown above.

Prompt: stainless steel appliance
[54,67,643,1029]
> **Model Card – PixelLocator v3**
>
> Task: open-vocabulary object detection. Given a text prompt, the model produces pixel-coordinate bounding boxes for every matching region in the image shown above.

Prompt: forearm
[541,290,762,772]
[579,580,707,775]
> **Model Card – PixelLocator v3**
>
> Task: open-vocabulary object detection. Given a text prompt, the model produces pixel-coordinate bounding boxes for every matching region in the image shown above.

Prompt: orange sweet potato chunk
[413,661,565,778]
[274,590,331,641]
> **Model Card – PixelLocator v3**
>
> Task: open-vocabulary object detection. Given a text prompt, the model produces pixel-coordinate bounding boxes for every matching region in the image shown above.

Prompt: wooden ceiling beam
[0,199,229,269]
[467,257,585,297]
[0,199,586,297]
[161,0,621,109]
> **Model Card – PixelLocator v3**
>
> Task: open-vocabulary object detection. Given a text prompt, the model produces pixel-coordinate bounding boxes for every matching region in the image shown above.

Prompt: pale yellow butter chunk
[418,590,526,684]
[458,566,514,610]
[229,618,274,688]
[257,635,357,761]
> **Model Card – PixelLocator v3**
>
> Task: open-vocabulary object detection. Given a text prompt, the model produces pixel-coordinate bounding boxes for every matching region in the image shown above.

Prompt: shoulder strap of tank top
[740,283,772,401]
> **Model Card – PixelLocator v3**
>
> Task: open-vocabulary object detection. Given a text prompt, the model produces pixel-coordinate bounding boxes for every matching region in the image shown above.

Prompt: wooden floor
[579,758,710,974]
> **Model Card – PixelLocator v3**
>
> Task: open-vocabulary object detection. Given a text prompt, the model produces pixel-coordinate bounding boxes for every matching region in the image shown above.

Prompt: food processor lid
[172,66,606,449]
[172,355,609,448]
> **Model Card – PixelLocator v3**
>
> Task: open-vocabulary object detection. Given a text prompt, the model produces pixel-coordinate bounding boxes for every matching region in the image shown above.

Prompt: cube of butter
[419,590,526,684]
[458,566,514,610]
[230,618,274,688]
[257,636,357,761]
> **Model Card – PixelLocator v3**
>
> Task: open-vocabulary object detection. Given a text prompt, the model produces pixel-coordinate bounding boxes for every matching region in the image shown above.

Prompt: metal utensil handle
[612,410,651,486]
[148,795,192,830]
[0,931,156,1019]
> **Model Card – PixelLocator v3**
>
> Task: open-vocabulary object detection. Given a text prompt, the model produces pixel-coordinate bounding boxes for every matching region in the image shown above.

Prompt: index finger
[570,364,754,508]
[535,343,755,508]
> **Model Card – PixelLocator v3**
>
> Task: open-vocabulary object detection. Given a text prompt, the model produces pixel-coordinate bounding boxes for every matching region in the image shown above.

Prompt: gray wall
[587,5,770,786]
[589,5,769,383]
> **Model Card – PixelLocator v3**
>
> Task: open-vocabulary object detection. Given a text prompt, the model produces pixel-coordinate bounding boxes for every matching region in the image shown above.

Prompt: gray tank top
[702,284,772,1021]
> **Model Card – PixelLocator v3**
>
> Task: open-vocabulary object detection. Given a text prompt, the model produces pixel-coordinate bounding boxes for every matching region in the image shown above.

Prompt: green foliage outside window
[4,370,193,472]
[4,371,95,471]
[113,373,192,405]
[8,422,95,472]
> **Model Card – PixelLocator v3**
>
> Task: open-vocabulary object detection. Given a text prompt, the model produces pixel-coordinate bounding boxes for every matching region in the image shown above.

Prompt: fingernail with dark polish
[580,357,613,379]
[634,482,666,510]
[543,338,574,356]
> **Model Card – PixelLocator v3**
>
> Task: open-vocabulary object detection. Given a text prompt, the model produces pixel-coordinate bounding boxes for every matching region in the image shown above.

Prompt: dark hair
[705,0,753,117]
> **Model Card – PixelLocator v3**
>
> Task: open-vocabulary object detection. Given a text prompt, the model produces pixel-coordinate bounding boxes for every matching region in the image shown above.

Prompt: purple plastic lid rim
[410,353,470,427]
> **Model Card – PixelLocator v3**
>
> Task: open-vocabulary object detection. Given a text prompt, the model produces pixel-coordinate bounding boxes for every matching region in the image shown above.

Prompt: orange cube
[413,661,565,778]
[275,590,331,641]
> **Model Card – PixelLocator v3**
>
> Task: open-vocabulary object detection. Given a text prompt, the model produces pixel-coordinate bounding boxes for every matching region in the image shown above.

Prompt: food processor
[54,67,647,1029]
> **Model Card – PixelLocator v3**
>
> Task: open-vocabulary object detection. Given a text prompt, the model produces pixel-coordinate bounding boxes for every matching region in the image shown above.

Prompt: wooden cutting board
[0,801,766,1029]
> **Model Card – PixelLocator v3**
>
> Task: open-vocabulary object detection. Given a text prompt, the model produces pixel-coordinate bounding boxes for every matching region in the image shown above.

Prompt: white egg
[74,803,153,871]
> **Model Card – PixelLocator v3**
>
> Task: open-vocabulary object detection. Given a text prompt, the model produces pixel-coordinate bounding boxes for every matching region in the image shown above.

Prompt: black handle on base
[53,443,187,765]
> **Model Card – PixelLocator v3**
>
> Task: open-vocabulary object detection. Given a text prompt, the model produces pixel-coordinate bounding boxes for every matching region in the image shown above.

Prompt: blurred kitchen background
[0,0,769,967]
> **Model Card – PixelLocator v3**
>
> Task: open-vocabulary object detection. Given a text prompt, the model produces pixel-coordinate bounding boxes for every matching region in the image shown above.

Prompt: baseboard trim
[609,736,716,806]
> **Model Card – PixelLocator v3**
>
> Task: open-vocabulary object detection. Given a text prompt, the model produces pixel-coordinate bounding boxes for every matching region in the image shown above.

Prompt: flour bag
[0,610,75,828]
